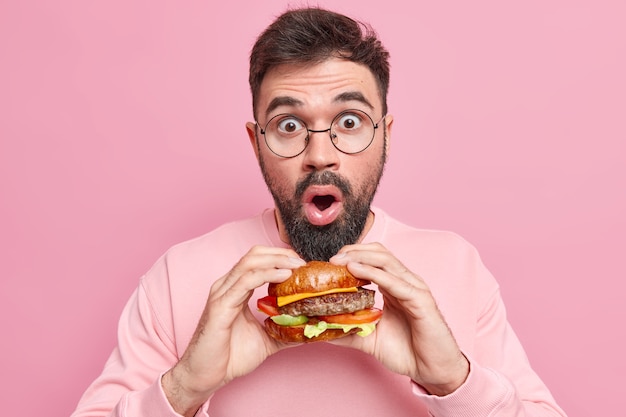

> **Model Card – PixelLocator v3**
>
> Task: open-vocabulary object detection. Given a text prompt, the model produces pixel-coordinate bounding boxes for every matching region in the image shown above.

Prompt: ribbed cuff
[116,374,211,417]
[410,358,516,417]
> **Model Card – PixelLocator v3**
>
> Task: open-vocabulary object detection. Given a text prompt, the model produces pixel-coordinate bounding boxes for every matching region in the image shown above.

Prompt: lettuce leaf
[270,314,308,326]
[303,321,376,338]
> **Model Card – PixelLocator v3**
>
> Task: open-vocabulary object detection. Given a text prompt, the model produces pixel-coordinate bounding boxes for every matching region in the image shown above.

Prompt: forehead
[257,58,381,120]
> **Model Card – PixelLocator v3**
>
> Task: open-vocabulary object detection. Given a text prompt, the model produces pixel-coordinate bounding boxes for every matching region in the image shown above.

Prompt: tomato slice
[257,296,279,316]
[318,308,383,324]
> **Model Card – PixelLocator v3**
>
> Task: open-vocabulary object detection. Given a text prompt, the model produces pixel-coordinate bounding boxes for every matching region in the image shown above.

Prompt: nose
[301,128,340,171]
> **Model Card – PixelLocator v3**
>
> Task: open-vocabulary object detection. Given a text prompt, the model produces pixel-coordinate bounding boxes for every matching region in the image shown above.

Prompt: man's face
[246,58,393,261]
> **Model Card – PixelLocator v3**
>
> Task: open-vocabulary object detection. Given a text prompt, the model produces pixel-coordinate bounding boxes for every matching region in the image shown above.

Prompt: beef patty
[278,288,375,317]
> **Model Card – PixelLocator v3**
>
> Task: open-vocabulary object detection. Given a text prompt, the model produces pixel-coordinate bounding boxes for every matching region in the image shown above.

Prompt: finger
[332,244,422,287]
[331,242,402,272]
[327,332,367,351]
[209,263,306,317]
[232,245,305,279]
[214,246,305,293]
[349,261,434,305]
[331,246,432,308]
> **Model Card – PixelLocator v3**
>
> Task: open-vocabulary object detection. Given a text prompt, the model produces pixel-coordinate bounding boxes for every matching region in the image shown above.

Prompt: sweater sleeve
[411,290,567,417]
[109,373,210,417]
[70,275,211,417]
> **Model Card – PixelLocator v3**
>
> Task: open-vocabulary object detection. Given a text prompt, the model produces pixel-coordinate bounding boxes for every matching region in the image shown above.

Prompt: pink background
[1,1,624,415]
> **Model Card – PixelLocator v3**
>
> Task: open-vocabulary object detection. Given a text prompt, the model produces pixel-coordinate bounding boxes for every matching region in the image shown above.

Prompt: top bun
[268,261,370,297]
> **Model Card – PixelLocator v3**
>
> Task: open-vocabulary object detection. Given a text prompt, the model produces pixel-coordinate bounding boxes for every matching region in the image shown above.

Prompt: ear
[383,114,394,155]
[246,121,260,161]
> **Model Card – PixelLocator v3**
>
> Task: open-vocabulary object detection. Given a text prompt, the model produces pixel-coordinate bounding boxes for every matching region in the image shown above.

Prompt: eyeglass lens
[261,109,378,158]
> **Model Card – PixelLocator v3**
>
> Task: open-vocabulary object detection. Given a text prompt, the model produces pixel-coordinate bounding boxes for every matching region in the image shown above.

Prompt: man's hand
[330,242,469,396]
[162,246,305,416]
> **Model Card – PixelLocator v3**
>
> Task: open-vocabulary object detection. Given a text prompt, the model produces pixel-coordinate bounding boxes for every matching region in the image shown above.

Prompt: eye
[276,116,305,135]
[335,112,363,131]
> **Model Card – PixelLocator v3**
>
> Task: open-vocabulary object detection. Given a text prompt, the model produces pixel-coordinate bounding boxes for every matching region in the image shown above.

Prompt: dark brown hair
[249,7,390,118]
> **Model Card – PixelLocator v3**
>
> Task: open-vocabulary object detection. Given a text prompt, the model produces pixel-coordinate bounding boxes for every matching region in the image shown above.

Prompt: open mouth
[312,195,336,211]
[301,185,343,226]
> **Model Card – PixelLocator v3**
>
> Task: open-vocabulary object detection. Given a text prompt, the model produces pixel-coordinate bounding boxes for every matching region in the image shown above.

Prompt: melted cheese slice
[277,287,358,307]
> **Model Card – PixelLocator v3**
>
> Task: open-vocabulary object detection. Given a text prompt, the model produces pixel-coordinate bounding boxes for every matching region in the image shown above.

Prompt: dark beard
[277,171,374,261]
[256,130,387,261]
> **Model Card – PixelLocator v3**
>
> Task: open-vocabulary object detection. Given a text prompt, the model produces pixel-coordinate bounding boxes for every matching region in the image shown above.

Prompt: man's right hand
[161,246,306,417]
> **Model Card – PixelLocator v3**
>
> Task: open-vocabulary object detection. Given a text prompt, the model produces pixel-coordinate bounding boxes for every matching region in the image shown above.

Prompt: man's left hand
[330,242,469,396]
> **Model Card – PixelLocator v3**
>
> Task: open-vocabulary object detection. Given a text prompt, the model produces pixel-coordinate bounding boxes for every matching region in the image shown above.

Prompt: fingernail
[276,269,292,278]
[348,261,364,269]
[289,257,306,266]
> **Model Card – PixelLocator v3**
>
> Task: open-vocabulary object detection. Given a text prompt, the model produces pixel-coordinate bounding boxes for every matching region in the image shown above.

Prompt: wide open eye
[275,116,306,136]
[335,112,364,133]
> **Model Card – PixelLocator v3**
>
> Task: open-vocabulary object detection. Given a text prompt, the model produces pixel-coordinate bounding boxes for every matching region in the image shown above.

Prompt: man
[72,7,567,417]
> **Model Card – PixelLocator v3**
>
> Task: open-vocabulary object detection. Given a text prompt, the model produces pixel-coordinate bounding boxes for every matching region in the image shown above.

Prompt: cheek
[346,154,384,189]
[260,155,299,194]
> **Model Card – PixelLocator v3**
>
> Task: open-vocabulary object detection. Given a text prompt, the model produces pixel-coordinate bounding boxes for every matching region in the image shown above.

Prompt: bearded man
[72,7,567,417]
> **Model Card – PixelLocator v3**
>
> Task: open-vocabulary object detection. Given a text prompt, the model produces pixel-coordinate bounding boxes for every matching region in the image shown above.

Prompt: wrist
[416,355,470,397]
[162,367,210,417]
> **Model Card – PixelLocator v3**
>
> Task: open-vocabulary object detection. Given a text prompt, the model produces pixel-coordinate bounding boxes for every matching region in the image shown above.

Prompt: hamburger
[257,261,382,343]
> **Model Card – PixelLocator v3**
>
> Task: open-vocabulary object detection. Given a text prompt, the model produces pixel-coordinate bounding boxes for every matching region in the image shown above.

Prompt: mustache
[294,171,352,199]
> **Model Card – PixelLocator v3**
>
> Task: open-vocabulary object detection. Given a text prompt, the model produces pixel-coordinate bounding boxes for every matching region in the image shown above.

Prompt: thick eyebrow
[333,91,374,110]
[262,90,375,120]
[264,96,305,120]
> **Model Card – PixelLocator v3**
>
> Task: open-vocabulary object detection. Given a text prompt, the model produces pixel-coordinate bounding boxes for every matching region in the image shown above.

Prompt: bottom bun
[264,317,358,343]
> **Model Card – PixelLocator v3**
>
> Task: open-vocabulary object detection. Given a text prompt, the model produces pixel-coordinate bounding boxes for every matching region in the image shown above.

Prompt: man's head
[249,7,390,121]
[246,8,393,261]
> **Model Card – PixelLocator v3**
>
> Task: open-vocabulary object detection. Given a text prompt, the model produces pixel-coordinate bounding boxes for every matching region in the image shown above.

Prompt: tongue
[304,198,342,226]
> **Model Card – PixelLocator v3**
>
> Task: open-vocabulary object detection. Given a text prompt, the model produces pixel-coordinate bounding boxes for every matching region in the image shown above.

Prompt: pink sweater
[71,207,566,417]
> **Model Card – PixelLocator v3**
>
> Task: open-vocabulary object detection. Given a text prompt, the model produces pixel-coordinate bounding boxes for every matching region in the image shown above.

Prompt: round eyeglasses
[256,109,385,158]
